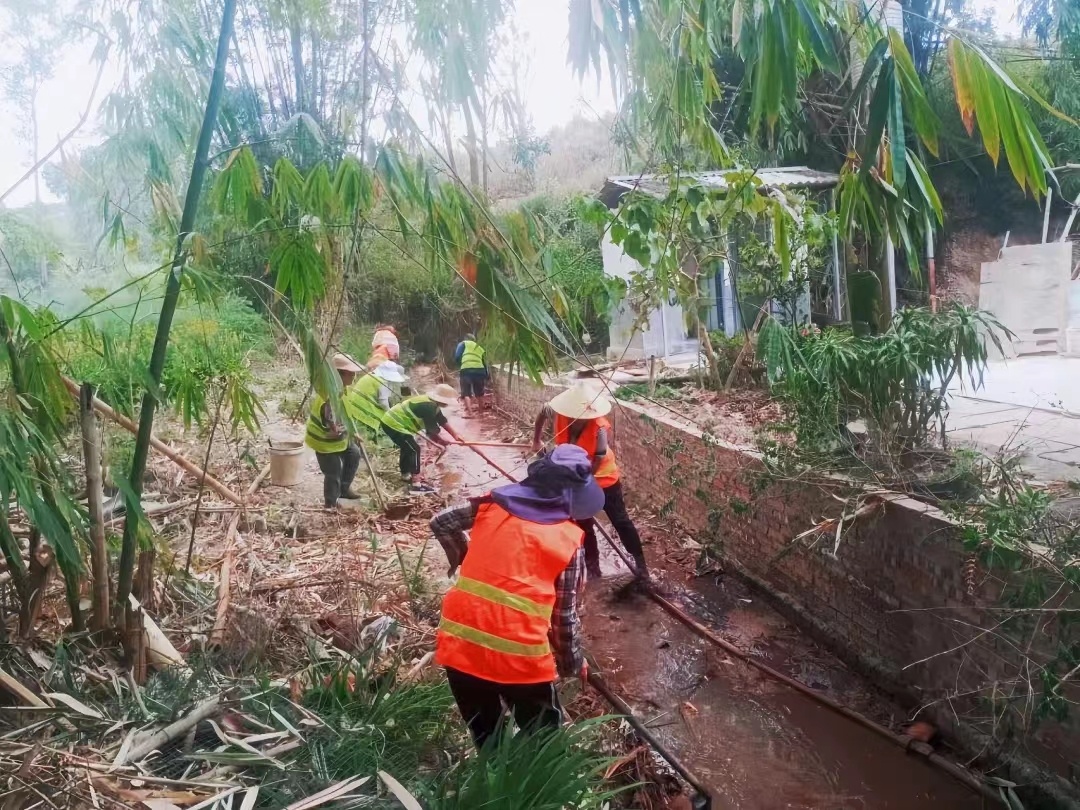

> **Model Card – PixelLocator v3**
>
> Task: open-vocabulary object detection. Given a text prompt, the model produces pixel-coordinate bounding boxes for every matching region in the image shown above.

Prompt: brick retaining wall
[496,371,1080,806]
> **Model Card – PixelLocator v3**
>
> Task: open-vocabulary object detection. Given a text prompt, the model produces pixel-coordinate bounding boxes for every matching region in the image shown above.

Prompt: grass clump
[425,719,625,810]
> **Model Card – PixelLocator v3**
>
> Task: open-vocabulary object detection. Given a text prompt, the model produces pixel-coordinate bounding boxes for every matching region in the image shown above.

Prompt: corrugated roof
[599,166,840,207]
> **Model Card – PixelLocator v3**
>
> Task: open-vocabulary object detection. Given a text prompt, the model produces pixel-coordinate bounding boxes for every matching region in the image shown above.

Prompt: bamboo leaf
[860,60,893,178]
[889,29,939,156]
[842,37,888,116]
[948,39,976,135]
[378,771,422,810]
[906,150,943,224]
[988,74,1028,191]
[970,61,1001,166]
[889,62,906,189]
[793,0,839,73]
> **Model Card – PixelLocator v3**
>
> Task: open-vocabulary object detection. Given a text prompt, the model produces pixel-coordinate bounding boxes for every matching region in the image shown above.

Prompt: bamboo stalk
[80,383,111,633]
[117,696,222,766]
[209,512,242,649]
[117,0,239,630]
[62,377,243,507]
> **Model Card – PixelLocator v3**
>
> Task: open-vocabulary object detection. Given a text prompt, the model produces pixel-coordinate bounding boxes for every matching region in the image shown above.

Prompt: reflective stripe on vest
[460,340,486,371]
[553,413,619,487]
[305,394,348,454]
[381,395,431,435]
[345,374,386,432]
[435,502,583,684]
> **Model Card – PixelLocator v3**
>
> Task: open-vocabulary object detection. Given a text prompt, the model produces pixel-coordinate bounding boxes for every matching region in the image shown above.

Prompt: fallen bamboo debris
[62,376,245,506]
[116,695,222,767]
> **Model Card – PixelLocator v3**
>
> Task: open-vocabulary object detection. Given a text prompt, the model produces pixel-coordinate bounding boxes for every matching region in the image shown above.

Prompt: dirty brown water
[437,408,985,810]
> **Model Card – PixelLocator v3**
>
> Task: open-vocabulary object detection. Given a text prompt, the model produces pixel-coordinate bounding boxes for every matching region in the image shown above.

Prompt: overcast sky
[0,0,615,208]
[0,0,1025,209]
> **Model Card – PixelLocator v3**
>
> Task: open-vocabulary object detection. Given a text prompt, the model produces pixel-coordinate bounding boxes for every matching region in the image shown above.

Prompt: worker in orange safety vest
[531,382,649,582]
[429,444,603,749]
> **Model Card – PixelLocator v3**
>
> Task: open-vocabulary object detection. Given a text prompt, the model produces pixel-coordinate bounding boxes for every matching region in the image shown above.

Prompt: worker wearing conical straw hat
[305,353,364,508]
[531,382,649,581]
[381,383,457,493]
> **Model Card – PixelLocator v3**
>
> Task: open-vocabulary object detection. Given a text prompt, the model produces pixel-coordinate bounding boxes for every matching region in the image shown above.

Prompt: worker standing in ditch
[430,444,601,748]
[380,384,457,492]
[306,353,364,508]
[344,361,407,442]
[531,381,649,581]
[454,333,488,419]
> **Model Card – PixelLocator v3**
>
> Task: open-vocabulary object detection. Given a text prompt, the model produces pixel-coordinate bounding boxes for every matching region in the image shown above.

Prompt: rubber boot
[632,555,650,582]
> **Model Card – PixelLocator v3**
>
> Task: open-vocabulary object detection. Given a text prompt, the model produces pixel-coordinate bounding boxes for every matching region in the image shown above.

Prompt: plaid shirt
[430,500,584,679]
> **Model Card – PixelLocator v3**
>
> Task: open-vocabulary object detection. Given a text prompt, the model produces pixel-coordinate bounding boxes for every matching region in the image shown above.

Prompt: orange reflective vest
[436,503,583,684]
[553,414,619,487]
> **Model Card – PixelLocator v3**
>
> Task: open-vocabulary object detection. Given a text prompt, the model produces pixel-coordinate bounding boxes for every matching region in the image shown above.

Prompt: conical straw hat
[427,384,458,406]
[332,353,363,373]
[548,382,612,420]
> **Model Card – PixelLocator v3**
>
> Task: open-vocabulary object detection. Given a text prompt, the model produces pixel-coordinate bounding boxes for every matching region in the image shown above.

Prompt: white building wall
[601,232,698,360]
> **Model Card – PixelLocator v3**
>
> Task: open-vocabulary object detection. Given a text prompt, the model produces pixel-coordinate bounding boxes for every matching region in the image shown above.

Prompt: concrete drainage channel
[440,415,1001,809]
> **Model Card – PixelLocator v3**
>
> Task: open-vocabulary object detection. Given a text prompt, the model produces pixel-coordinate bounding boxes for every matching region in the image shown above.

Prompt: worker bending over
[430,444,601,748]
[305,353,363,508]
[381,384,457,492]
[344,361,407,441]
[531,382,649,581]
[368,324,400,370]
[454,333,488,418]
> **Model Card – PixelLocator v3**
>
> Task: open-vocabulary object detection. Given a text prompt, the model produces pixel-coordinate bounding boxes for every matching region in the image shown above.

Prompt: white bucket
[268,440,305,487]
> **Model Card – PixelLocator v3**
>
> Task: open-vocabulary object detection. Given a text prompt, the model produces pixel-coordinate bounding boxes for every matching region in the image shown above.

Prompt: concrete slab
[951,356,1080,413]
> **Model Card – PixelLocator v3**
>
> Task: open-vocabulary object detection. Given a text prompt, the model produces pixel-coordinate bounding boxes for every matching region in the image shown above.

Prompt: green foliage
[568,0,1058,274]
[521,195,618,352]
[0,296,88,613]
[763,304,1011,451]
[957,476,1080,729]
[424,720,623,810]
[299,665,457,783]
[58,294,269,435]
[706,331,747,380]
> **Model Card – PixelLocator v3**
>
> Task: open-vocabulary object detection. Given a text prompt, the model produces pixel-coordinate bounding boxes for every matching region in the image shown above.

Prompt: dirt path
[434,403,985,810]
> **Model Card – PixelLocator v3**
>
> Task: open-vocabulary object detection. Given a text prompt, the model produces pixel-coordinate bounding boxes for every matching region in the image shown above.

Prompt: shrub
[761,304,1011,453]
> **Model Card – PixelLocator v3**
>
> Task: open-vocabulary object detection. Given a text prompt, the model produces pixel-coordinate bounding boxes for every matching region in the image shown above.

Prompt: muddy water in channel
[437,409,984,809]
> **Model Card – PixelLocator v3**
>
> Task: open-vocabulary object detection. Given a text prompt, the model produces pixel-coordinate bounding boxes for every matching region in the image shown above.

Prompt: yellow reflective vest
[460,340,486,371]
[305,394,348,454]
[345,374,387,433]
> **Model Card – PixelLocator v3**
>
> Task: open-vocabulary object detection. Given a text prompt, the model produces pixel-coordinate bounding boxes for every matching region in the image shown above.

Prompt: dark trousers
[577,481,645,569]
[315,443,361,507]
[459,370,488,398]
[445,667,562,750]
[382,425,421,477]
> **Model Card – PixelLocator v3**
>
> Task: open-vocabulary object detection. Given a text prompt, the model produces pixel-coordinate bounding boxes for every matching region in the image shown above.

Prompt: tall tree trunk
[439,104,459,176]
[463,105,481,189]
[359,0,372,158]
[289,17,307,115]
[479,85,490,197]
[117,0,238,640]
[31,83,41,208]
[80,383,111,633]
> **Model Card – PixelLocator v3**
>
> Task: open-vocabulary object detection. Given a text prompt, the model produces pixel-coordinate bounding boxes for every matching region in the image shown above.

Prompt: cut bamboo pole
[117,695,221,766]
[209,512,241,649]
[80,383,111,632]
[62,376,244,506]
